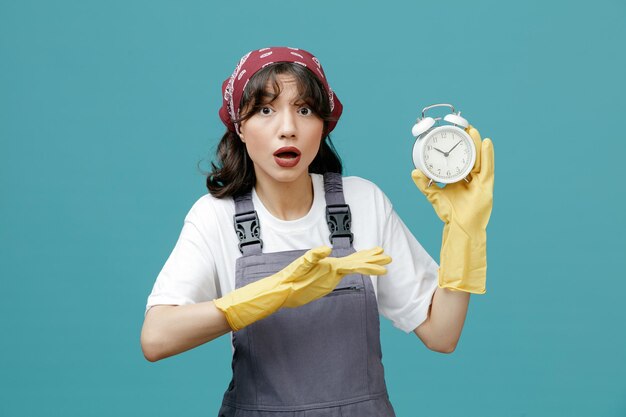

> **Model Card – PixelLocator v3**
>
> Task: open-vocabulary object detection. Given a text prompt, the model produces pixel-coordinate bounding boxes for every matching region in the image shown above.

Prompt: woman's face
[239,74,324,187]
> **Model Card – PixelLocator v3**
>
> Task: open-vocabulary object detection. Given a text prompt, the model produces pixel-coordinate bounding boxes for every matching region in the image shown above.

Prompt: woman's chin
[258,167,310,186]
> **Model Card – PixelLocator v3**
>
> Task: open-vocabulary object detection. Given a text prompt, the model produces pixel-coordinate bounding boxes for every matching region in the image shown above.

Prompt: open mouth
[275,151,299,159]
[273,147,301,159]
[273,147,301,167]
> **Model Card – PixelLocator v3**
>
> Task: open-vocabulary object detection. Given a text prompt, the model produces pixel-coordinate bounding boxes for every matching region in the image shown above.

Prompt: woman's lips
[274,154,301,168]
[273,147,301,168]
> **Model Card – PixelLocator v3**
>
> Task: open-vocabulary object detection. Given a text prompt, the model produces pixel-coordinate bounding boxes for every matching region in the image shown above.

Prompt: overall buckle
[233,210,263,253]
[326,204,353,244]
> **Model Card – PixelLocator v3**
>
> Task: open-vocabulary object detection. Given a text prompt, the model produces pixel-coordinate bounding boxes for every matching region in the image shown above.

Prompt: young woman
[141,47,494,417]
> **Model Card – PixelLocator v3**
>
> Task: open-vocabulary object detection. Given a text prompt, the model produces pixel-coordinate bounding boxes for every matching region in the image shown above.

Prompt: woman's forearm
[414,286,470,353]
[140,301,231,362]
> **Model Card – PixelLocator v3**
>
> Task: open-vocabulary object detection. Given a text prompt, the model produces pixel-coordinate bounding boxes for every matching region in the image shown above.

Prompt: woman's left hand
[411,125,494,234]
[411,125,495,294]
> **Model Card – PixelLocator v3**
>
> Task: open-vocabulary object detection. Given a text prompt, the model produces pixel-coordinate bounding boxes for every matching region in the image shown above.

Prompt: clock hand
[433,147,448,156]
[447,140,462,154]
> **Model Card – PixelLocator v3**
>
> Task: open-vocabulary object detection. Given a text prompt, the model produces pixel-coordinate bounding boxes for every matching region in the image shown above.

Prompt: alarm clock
[411,103,476,185]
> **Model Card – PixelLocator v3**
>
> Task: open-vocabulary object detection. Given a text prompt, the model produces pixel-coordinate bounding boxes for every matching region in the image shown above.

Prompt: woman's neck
[254,173,314,221]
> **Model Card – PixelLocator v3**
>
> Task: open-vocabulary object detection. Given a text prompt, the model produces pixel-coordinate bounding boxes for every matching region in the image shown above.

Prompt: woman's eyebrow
[258,91,278,103]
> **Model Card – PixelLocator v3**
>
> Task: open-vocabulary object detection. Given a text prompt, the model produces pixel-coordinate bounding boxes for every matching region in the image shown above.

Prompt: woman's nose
[278,110,297,138]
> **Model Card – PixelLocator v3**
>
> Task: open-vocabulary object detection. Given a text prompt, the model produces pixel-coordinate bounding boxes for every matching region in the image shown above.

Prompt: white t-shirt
[146,174,439,334]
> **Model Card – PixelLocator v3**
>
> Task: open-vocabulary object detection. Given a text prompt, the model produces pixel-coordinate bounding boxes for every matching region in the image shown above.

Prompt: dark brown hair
[205,63,343,199]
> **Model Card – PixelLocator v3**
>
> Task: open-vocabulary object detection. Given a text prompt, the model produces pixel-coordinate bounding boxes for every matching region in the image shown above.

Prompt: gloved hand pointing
[214,247,391,331]
[284,246,390,307]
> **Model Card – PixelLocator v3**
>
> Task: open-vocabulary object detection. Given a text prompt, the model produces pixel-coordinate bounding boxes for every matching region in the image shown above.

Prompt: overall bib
[218,173,396,417]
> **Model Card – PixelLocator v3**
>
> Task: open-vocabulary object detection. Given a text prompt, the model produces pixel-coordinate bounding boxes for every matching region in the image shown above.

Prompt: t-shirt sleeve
[376,193,439,333]
[145,204,219,317]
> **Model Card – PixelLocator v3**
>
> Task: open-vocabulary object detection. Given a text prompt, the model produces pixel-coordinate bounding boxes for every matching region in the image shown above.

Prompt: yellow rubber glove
[411,125,494,294]
[213,246,392,331]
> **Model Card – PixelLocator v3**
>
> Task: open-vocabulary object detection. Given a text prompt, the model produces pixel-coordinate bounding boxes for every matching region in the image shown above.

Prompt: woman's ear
[237,124,245,142]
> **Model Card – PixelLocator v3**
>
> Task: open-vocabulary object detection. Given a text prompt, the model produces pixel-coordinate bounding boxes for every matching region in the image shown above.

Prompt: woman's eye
[259,107,273,115]
[298,107,312,116]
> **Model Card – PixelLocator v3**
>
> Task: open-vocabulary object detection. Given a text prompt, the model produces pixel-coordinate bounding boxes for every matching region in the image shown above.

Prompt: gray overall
[218,173,396,417]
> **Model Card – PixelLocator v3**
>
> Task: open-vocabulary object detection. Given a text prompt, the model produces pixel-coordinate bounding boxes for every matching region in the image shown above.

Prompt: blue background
[2,1,625,416]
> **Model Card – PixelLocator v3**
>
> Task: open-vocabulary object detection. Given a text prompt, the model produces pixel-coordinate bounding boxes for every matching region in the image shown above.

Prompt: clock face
[421,126,475,181]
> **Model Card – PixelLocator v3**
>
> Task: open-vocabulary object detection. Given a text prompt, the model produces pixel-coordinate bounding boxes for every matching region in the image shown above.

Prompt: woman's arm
[411,126,494,353]
[141,247,391,362]
[414,287,470,353]
[140,302,231,362]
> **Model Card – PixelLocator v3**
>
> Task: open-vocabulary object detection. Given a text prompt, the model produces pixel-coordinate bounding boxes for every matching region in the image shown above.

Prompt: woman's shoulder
[339,175,386,199]
[339,175,393,214]
[184,192,236,227]
[341,175,382,192]
[311,173,385,200]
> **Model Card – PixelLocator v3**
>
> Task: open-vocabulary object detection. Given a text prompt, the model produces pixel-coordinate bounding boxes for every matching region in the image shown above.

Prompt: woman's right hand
[282,247,391,308]
[213,246,391,331]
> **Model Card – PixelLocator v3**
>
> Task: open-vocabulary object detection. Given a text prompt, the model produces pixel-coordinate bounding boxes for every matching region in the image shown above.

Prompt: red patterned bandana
[218,47,343,134]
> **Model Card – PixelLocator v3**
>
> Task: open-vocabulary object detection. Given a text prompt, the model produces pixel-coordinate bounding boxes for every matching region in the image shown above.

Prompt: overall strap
[323,172,354,249]
[234,174,354,255]
[233,192,263,256]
